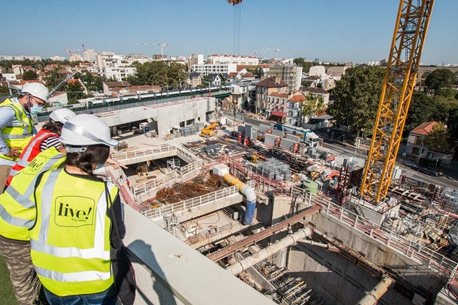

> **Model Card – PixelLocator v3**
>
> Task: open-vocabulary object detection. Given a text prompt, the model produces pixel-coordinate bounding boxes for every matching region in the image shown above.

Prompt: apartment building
[255,76,288,115]
[207,54,259,66]
[191,63,237,76]
[267,64,302,93]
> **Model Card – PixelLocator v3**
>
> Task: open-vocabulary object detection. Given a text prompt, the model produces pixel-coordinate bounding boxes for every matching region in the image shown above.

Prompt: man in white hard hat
[0,82,48,192]
[5,108,76,188]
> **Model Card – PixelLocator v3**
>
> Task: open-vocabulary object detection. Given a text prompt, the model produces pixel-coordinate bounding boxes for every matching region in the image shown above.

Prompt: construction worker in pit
[30,114,127,305]
[0,82,48,192]
[5,108,76,188]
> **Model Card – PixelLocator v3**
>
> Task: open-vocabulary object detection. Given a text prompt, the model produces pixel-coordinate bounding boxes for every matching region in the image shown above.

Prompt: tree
[44,68,66,89]
[65,81,85,101]
[405,92,435,132]
[299,93,326,123]
[22,70,38,80]
[425,69,455,93]
[424,123,451,153]
[167,62,187,89]
[327,65,385,137]
[293,58,313,74]
[136,61,168,87]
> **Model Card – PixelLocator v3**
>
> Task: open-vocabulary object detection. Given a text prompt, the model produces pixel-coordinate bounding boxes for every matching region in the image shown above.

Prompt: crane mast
[360,0,434,203]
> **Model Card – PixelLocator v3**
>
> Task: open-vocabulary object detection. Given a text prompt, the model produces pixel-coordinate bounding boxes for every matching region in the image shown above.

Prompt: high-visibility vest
[0,98,34,161]
[30,169,119,296]
[6,129,59,187]
[0,147,66,241]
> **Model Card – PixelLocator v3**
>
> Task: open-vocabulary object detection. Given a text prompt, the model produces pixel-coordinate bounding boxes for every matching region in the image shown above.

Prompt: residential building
[188,72,202,88]
[255,76,288,115]
[0,55,41,61]
[301,87,330,106]
[83,49,97,63]
[191,63,237,76]
[404,121,454,166]
[267,65,302,93]
[103,66,137,82]
[286,94,306,126]
[267,92,289,122]
[207,54,259,66]
[48,91,68,107]
[96,52,123,69]
[309,66,326,77]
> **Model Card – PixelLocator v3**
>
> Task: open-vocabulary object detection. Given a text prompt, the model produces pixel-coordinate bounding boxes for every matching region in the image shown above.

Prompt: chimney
[274,76,281,84]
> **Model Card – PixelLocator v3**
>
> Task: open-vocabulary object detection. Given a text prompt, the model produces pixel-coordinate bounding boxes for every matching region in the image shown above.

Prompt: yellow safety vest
[0,147,66,241]
[0,98,34,161]
[30,169,119,296]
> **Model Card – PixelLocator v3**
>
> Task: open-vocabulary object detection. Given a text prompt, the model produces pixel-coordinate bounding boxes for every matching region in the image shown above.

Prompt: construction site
[104,109,457,304]
[74,2,458,304]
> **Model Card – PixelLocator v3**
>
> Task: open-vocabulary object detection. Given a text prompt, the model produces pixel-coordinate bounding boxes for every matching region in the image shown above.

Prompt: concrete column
[357,275,394,305]
[226,227,313,275]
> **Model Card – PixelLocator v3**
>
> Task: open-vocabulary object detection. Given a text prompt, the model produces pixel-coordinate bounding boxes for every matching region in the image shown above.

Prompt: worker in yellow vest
[0,82,48,191]
[30,114,125,305]
[0,146,66,305]
[6,108,76,187]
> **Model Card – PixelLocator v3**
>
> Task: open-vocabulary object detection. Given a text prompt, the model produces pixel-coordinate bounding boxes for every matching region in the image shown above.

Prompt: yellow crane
[360,0,435,203]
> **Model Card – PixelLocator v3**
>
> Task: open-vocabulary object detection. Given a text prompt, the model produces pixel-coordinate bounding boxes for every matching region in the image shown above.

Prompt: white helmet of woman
[60,114,118,151]
[21,83,49,102]
[49,108,76,124]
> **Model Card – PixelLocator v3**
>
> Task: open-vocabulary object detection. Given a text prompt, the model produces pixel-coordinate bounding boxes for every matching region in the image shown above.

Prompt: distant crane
[64,49,80,57]
[136,42,170,59]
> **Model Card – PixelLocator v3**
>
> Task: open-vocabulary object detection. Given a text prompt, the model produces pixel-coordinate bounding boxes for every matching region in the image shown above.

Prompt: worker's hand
[106,157,128,169]
[6,147,21,159]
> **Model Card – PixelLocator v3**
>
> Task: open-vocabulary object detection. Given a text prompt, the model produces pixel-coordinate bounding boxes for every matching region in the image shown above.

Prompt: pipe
[357,275,394,305]
[226,227,313,275]
[222,172,256,225]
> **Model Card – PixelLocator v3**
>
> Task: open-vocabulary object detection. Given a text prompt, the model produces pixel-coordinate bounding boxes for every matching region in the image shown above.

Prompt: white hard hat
[22,83,49,102]
[60,114,118,149]
[49,108,76,124]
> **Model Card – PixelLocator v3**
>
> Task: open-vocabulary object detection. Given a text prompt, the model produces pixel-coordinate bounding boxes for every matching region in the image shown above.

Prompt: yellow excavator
[200,122,219,138]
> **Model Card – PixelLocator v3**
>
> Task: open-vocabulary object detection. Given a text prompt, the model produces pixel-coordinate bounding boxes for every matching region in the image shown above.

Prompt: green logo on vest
[54,197,95,227]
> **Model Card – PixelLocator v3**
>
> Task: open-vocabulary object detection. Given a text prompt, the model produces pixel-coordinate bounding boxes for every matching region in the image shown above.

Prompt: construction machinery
[200,122,219,138]
[360,0,435,203]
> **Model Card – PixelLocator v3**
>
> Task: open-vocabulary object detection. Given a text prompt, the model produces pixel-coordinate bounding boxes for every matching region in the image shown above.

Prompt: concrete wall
[287,212,448,304]
[99,97,215,136]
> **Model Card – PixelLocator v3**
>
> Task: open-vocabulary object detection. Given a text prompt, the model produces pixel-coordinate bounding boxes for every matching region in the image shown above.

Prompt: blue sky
[2,0,457,65]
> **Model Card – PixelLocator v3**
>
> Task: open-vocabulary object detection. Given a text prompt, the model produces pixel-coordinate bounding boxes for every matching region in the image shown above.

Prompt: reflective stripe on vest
[0,98,33,161]
[8,129,58,182]
[0,148,66,241]
[30,169,118,296]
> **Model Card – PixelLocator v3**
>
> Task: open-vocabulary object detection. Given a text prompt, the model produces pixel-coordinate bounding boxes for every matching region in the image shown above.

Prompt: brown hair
[65,145,110,176]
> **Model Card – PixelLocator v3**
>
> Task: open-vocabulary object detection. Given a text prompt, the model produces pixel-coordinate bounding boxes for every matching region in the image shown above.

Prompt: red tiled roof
[410,121,438,136]
[289,95,306,102]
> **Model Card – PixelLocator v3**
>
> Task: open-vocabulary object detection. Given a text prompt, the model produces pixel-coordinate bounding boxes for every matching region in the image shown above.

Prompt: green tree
[65,81,85,101]
[44,68,66,89]
[405,92,435,131]
[167,62,187,89]
[22,70,38,80]
[424,123,451,152]
[328,66,385,137]
[425,69,455,93]
[293,58,313,74]
[136,61,168,87]
[299,93,326,123]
